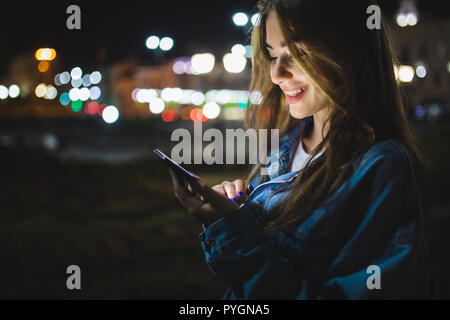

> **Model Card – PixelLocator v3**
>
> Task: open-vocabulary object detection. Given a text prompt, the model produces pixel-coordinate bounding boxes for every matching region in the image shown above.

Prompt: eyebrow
[265,41,286,49]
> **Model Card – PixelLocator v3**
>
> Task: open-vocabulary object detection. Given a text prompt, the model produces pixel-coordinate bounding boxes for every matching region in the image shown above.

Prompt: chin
[289,105,312,119]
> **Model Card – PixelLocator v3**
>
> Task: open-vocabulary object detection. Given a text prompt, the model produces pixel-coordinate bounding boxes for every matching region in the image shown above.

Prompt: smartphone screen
[153,148,197,182]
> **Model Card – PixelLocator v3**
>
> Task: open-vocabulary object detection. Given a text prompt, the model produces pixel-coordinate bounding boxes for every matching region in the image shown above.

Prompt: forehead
[265,11,286,48]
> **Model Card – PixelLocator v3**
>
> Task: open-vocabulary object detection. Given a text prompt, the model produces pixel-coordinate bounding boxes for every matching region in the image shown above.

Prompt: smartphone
[153,148,198,182]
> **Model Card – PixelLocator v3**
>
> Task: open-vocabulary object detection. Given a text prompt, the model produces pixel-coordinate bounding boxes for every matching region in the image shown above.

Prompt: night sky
[1,0,449,77]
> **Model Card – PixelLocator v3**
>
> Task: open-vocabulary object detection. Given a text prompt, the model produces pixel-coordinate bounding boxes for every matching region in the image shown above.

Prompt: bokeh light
[190,108,207,121]
[87,101,100,115]
[90,71,102,84]
[160,37,174,51]
[0,85,8,99]
[60,72,71,84]
[202,102,221,119]
[416,65,427,78]
[191,91,205,105]
[232,12,249,26]
[79,87,90,101]
[8,85,20,98]
[231,44,246,56]
[149,98,165,114]
[82,74,92,87]
[102,105,120,123]
[251,13,261,26]
[35,84,47,98]
[71,100,83,112]
[69,88,80,101]
[146,36,160,49]
[59,92,71,106]
[38,61,49,72]
[89,86,101,100]
[191,53,215,74]
[223,53,247,73]
[398,65,415,82]
[70,67,83,80]
[45,86,57,100]
[161,109,176,122]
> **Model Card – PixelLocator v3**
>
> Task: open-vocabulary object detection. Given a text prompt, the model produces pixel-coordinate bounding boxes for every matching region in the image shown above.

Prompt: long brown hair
[245,0,432,232]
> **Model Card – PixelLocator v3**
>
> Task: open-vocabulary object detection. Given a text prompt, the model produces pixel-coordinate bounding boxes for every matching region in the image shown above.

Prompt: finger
[212,184,227,197]
[192,178,236,208]
[222,182,238,203]
[168,169,192,202]
[233,179,246,199]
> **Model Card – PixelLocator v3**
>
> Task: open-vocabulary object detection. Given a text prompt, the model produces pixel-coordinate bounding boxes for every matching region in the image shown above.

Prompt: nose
[270,59,292,85]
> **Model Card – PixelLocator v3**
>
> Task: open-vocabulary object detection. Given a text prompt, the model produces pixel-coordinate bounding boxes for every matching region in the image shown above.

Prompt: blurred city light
[414,105,426,120]
[8,85,20,98]
[102,105,119,123]
[54,74,62,86]
[191,91,205,105]
[146,36,160,50]
[59,92,71,106]
[0,85,8,99]
[161,109,176,122]
[396,14,408,27]
[89,86,101,100]
[398,65,414,82]
[231,44,246,56]
[82,74,92,87]
[160,37,174,51]
[202,102,221,119]
[396,0,419,27]
[35,83,47,98]
[244,45,252,59]
[60,72,71,84]
[38,61,49,73]
[79,87,90,101]
[249,90,263,105]
[35,48,56,61]
[90,71,102,84]
[223,53,247,73]
[87,101,100,115]
[447,61,450,73]
[70,67,83,80]
[190,108,207,121]
[71,100,83,112]
[149,98,165,114]
[428,104,442,120]
[172,57,192,75]
[232,12,249,26]
[251,13,261,26]
[191,53,215,74]
[69,88,80,101]
[45,86,57,100]
[416,65,427,78]
[71,78,82,88]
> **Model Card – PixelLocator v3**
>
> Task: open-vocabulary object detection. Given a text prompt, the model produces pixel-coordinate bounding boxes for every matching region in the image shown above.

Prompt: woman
[169,0,431,299]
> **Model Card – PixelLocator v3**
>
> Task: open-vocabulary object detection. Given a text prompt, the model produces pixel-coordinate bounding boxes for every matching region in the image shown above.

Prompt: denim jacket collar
[265,124,302,180]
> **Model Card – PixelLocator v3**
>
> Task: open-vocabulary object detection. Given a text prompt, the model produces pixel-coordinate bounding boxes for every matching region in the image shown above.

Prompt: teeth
[285,88,305,96]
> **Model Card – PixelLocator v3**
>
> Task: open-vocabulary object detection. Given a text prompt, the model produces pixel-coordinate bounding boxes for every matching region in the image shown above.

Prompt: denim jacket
[199,125,431,299]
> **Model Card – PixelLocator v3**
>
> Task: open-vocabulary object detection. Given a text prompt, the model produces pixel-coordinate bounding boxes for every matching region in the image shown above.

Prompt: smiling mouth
[284,88,306,96]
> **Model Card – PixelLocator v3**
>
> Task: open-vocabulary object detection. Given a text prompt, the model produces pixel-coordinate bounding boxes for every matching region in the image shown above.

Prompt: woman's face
[266,11,328,119]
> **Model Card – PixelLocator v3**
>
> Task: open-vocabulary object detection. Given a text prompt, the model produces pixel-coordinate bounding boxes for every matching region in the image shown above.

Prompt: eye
[269,56,277,61]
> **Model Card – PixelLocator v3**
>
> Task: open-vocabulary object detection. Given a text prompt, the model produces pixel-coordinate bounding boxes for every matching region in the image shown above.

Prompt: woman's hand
[168,169,240,226]
[211,179,252,205]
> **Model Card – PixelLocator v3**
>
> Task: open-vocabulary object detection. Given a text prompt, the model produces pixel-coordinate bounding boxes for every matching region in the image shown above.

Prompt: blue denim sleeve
[199,141,430,299]
[199,204,301,299]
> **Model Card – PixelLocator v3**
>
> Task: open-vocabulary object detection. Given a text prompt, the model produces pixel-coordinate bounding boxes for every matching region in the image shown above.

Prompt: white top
[290,139,324,172]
